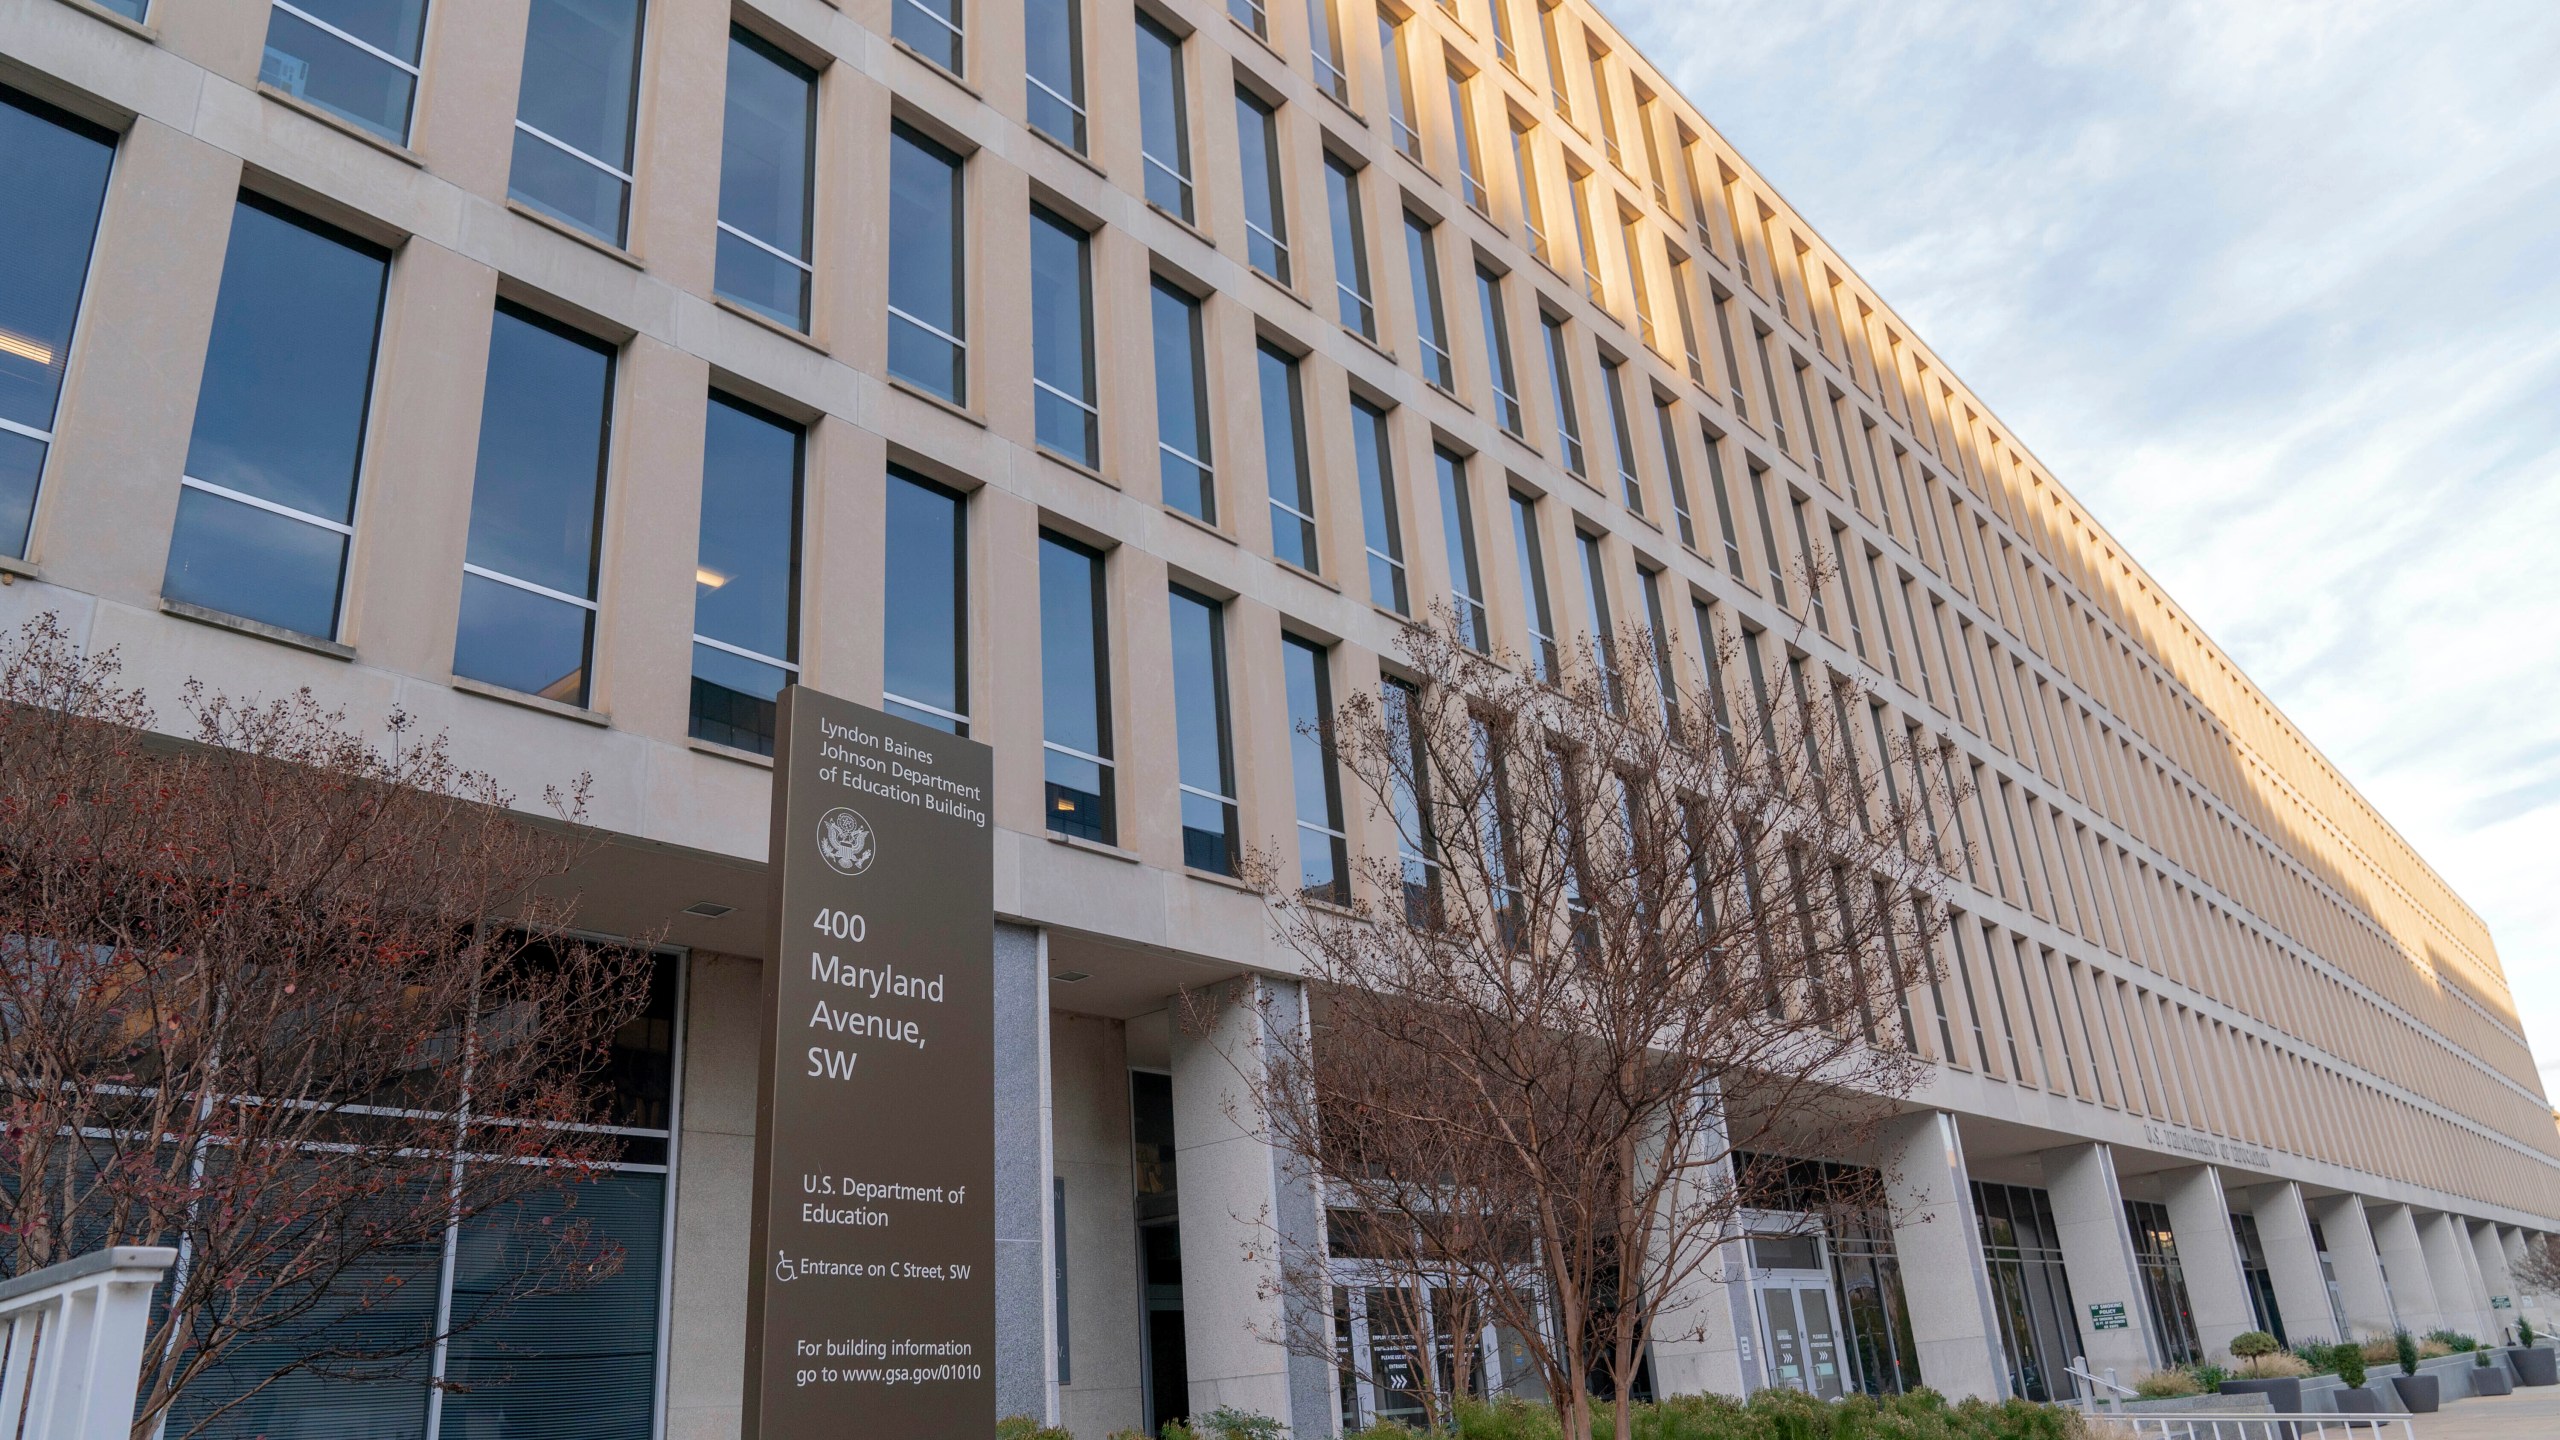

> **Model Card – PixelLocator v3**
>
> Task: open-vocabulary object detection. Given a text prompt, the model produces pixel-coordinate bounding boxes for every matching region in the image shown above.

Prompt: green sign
[2088,1301,2131,1331]
[2495,1295,2514,1309]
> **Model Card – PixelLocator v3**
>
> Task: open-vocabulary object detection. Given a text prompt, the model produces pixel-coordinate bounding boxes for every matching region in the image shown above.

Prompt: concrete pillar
[1647,1090,1749,1400]
[2366,1202,2443,1335]
[2308,1194,2396,1339]
[1879,1110,2007,1401]
[2469,1220,2519,1345]
[2416,1212,2490,1341]
[993,923,1059,1423]
[2041,1143,2156,1375]
[1168,976,1333,1435]
[2248,1182,2343,1344]
[2159,1167,2255,1359]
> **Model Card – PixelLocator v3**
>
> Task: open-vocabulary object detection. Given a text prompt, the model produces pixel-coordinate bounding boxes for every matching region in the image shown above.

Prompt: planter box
[2333,1386,2386,1413]
[2391,1373,2439,1413]
[2512,1344,2559,1386]
[2218,1377,2302,1412]
[2472,1364,2514,1396]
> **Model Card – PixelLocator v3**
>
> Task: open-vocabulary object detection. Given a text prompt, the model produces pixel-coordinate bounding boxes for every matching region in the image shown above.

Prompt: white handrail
[0,1246,177,1440]
[2076,1418,2414,1440]
[2067,1354,2138,1414]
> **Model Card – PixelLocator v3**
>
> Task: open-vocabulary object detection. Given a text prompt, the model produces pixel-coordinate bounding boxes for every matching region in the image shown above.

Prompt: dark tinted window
[716,29,816,330]
[0,88,115,557]
[1168,586,1238,874]
[1151,279,1213,521]
[690,394,802,754]
[510,0,645,243]
[1039,531,1113,842]
[884,467,969,733]
[164,196,389,638]
[888,124,966,403]
[260,0,429,144]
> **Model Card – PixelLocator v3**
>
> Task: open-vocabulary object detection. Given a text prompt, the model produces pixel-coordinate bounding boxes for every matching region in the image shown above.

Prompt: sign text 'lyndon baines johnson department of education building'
[1,0,2556,1431]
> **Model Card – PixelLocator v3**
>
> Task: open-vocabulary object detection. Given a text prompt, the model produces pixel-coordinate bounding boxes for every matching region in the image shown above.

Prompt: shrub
[2228,1331,2279,1361]
[2393,1329,2421,1377]
[2235,1352,2310,1379]
[2521,1317,2537,1347]
[2332,1342,2368,1390]
[2358,1337,2397,1365]
[2134,1369,2202,1398]
[2421,1329,2476,1353]
[2477,1349,2494,1367]
[1344,1422,1426,1440]
[1177,1411,1287,1440]
[2288,1339,2337,1374]
[998,1419,1074,1440]
[1455,1397,1568,1440]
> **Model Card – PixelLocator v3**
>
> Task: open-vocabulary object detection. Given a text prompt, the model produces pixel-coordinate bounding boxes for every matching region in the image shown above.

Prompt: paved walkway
[2405,1386,2560,1439]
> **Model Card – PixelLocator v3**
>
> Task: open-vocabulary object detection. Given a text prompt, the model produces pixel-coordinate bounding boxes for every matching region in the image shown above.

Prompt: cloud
[1606,0,2560,1080]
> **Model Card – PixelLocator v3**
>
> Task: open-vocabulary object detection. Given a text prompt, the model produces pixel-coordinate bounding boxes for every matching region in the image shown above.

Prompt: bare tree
[2512,1235,2560,1303]
[1230,609,1957,1440]
[0,615,659,1438]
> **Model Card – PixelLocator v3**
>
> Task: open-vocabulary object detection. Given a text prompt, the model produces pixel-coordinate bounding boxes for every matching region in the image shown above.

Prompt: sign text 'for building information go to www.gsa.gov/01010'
[744,687,995,1437]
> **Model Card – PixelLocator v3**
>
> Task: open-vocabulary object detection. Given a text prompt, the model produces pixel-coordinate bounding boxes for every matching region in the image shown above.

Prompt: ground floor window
[1827,1215,1921,1395]
[2124,1200,2200,1367]
[2229,1212,2286,1345]
[166,950,682,1440]
[1974,1182,2081,1403]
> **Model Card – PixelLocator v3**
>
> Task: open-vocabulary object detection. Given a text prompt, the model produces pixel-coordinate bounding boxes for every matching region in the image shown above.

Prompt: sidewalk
[2406,1386,2560,1438]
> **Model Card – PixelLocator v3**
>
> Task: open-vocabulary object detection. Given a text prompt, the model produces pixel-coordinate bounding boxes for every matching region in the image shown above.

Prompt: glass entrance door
[1748,1232,1847,1399]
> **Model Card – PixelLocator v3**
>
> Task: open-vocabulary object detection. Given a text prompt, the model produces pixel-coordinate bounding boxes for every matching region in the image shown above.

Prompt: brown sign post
[745,686,995,1436]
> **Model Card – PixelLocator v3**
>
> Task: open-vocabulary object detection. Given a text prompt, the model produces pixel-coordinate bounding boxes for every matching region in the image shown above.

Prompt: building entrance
[1746,1234,1848,1399]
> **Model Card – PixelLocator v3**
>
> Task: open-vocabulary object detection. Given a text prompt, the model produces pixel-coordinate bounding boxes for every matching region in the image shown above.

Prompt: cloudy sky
[1604,0,2560,1083]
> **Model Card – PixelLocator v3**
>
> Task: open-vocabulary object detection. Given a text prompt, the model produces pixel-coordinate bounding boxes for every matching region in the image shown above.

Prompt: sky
[1602,0,2560,1087]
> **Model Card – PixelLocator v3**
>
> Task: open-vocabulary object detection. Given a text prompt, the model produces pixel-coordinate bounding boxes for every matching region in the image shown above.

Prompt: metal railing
[0,1246,176,1440]
[2064,1355,2416,1440]
[2076,1419,2414,1440]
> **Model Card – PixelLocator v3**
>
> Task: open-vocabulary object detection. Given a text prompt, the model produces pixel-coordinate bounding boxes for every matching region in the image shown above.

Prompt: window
[454,304,616,706]
[1151,278,1215,521]
[690,394,802,755]
[897,0,964,71]
[1509,118,1547,260]
[1231,0,1268,40]
[1026,0,1087,149]
[1790,494,1827,633]
[1601,356,1641,513]
[1691,598,1736,761]
[1655,396,1695,549]
[1619,211,1655,350]
[259,0,427,144]
[1379,10,1421,159]
[1567,167,1602,302]
[1283,634,1348,903]
[1487,0,1517,67]
[1541,312,1585,476]
[0,88,113,559]
[1351,398,1408,613]
[1259,343,1317,569]
[1634,89,1670,207]
[1667,244,1704,386]
[1791,355,1826,482]
[1384,677,1438,921]
[1170,586,1240,874]
[716,28,816,330]
[1747,461,1790,610]
[1039,531,1114,842]
[1510,491,1557,682]
[1639,566,1676,723]
[1236,90,1291,282]
[1030,206,1098,466]
[1712,286,1747,418]
[884,467,969,732]
[1753,322,1788,451]
[1585,44,1618,167]
[888,123,966,404]
[1537,2,1573,117]
[1405,212,1453,389]
[511,0,645,245]
[164,195,387,640]
[1477,266,1524,435]
[1437,448,1489,650]
[1309,0,1349,102]
[1135,17,1194,219]
[1578,529,1618,709]
[1702,425,1745,577]
[1325,154,1377,337]
[1446,66,1486,213]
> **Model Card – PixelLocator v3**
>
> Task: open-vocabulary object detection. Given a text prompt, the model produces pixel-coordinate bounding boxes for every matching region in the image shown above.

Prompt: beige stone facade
[2,0,2553,1431]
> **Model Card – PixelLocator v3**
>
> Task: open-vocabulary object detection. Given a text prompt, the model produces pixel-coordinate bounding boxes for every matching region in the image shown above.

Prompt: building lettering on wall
[2141,1124,2273,1170]
[743,688,996,1437]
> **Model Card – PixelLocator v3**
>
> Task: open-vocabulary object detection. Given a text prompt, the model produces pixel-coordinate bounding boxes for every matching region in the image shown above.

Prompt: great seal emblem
[815,807,876,877]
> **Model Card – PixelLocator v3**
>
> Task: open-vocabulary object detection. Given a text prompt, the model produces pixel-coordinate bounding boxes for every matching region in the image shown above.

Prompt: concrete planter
[2218,1377,2302,1412]
[2332,1385,2386,1413]
[2390,1373,2438,1413]
[2512,1344,2559,1386]
[2471,1362,2514,1396]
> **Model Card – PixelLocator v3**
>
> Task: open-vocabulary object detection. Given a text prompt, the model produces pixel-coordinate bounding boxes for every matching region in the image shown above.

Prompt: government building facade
[1,0,2552,1433]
